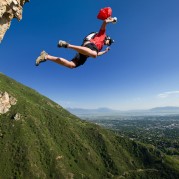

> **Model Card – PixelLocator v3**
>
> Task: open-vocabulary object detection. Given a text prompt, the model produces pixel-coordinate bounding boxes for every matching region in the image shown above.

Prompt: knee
[92,54,97,58]
[91,52,98,58]
[68,64,76,69]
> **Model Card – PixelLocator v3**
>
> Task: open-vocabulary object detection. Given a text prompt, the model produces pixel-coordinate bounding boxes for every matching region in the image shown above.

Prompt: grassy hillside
[0,73,179,179]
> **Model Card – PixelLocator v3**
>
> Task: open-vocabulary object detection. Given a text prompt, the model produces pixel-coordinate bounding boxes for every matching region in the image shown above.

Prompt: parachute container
[97,7,112,20]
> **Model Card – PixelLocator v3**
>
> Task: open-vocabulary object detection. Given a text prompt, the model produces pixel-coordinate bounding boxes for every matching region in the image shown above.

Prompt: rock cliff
[0,0,29,42]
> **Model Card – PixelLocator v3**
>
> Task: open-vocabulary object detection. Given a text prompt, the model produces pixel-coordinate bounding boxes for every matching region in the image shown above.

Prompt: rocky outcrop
[12,112,21,120]
[0,0,29,42]
[0,91,17,114]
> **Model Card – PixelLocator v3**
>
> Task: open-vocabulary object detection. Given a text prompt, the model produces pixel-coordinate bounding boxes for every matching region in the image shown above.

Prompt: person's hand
[105,17,113,23]
[105,17,117,24]
[105,47,110,52]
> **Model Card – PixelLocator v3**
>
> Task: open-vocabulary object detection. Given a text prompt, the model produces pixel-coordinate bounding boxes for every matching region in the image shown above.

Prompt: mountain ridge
[0,73,179,178]
[67,106,179,116]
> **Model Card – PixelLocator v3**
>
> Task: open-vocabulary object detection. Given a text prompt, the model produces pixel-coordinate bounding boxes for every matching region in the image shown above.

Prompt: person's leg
[46,54,76,68]
[35,51,76,68]
[58,40,98,58]
[68,44,98,58]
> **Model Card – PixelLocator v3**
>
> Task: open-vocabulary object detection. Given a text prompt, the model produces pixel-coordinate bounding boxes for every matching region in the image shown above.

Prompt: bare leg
[68,44,98,58]
[46,54,76,69]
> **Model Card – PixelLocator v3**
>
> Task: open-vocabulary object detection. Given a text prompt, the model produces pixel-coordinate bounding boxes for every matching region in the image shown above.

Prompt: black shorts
[71,43,98,67]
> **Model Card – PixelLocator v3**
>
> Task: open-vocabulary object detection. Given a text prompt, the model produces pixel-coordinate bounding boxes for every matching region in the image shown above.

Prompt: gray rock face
[0,0,29,42]
[0,91,17,114]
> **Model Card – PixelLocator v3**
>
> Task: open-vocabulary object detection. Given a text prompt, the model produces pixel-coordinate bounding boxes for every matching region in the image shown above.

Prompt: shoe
[35,50,48,66]
[57,40,69,48]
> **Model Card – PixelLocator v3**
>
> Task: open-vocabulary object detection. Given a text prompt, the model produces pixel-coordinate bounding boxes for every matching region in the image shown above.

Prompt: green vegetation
[0,73,179,178]
[91,116,179,155]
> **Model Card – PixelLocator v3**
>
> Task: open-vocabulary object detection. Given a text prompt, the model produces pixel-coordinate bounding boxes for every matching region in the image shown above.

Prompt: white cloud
[158,91,179,98]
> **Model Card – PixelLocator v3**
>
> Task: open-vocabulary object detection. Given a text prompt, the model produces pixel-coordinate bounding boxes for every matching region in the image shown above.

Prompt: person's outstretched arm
[100,17,116,31]
[98,47,110,56]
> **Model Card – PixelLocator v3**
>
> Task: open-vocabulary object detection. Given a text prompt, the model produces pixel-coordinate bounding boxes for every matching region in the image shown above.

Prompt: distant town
[68,107,179,156]
[83,115,179,155]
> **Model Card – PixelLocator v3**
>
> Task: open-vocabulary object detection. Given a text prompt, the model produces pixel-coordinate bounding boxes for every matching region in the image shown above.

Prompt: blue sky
[1,0,179,110]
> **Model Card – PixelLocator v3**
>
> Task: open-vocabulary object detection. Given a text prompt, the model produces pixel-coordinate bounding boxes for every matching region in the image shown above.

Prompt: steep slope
[0,73,179,179]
